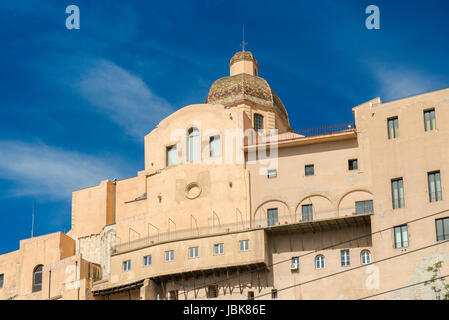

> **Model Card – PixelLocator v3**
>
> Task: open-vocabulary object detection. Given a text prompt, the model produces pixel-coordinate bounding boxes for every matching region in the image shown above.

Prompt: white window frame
[187,128,200,162]
[165,250,174,262]
[341,250,350,267]
[143,255,152,266]
[166,145,178,166]
[239,240,249,252]
[214,243,224,255]
[189,247,199,259]
[315,255,325,269]
[123,260,131,272]
[361,250,371,265]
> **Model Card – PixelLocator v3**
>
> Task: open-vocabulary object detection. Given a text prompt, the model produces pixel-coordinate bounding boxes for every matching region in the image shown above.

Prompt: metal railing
[245,121,356,146]
[111,206,370,255]
[294,121,356,137]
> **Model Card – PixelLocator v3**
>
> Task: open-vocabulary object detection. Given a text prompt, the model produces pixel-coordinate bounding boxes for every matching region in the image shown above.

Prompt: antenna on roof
[241,25,247,52]
[31,200,35,238]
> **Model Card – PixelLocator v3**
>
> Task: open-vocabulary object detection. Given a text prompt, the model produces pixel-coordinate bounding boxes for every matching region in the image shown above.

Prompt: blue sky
[0,0,449,254]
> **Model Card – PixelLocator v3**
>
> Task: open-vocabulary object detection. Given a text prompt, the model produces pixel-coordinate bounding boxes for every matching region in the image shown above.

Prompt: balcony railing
[111,206,371,255]
[294,121,356,137]
[245,121,356,146]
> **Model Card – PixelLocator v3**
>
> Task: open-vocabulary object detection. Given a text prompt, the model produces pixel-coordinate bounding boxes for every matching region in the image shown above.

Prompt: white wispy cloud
[77,59,174,138]
[0,141,127,199]
[372,66,446,101]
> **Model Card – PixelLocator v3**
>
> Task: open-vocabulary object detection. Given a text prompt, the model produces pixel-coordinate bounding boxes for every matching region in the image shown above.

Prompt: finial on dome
[229,51,258,76]
[241,26,247,52]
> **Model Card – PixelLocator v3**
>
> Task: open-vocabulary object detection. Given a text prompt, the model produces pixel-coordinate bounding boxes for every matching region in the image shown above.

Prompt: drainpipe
[48,269,51,299]
[75,260,79,300]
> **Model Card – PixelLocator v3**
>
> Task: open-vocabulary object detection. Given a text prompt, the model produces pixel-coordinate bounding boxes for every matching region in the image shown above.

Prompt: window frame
[348,159,358,171]
[305,164,315,176]
[189,246,199,259]
[391,178,405,209]
[165,250,175,262]
[267,208,279,226]
[209,135,221,158]
[254,113,264,131]
[341,250,350,267]
[187,127,200,163]
[315,255,325,269]
[361,250,371,265]
[32,265,43,292]
[143,255,152,267]
[214,243,224,255]
[239,240,249,252]
[291,256,300,269]
[428,171,442,203]
[394,225,409,249]
[267,169,277,179]
[387,116,399,139]
[424,108,436,132]
[166,144,178,167]
[122,260,131,272]
[0,273,4,288]
[436,217,449,242]
[301,204,313,221]
[355,200,374,215]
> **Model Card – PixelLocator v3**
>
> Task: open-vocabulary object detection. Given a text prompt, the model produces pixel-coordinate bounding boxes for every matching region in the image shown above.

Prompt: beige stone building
[1,50,449,300]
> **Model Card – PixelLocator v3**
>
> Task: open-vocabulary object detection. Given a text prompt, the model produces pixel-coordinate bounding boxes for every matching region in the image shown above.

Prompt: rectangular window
[391,178,405,209]
[305,165,314,176]
[248,291,255,300]
[388,117,399,139]
[424,109,436,132]
[271,289,278,299]
[267,208,278,226]
[302,204,313,221]
[267,169,277,179]
[166,145,178,166]
[394,225,409,248]
[428,171,442,203]
[239,240,249,252]
[0,274,3,288]
[291,257,300,269]
[436,218,449,242]
[341,250,350,266]
[143,255,152,266]
[214,243,224,255]
[189,246,199,258]
[207,285,219,298]
[165,250,174,262]
[123,260,131,272]
[348,159,358,171]
[209,135,221,157]
[355,200,374,214]
[254,113,264,131]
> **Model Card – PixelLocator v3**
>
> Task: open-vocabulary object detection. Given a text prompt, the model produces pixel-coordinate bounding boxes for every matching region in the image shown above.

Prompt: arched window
[315,255,325,269]
[361,250,371,265]
[32,265,43,292]
[187,128,200,162]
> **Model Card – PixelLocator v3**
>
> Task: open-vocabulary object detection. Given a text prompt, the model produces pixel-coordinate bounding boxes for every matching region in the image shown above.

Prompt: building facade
[1,51,449,300]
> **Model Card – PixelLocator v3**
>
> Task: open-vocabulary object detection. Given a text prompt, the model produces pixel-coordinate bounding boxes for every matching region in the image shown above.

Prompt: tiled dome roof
[206,73,289,123]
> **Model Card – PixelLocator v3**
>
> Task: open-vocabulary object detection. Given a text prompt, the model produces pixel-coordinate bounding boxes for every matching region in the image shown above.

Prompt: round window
[185,182,201,199]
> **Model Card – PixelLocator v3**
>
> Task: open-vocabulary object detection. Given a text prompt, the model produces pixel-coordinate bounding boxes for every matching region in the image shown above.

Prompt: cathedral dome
[205,51,289,124]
